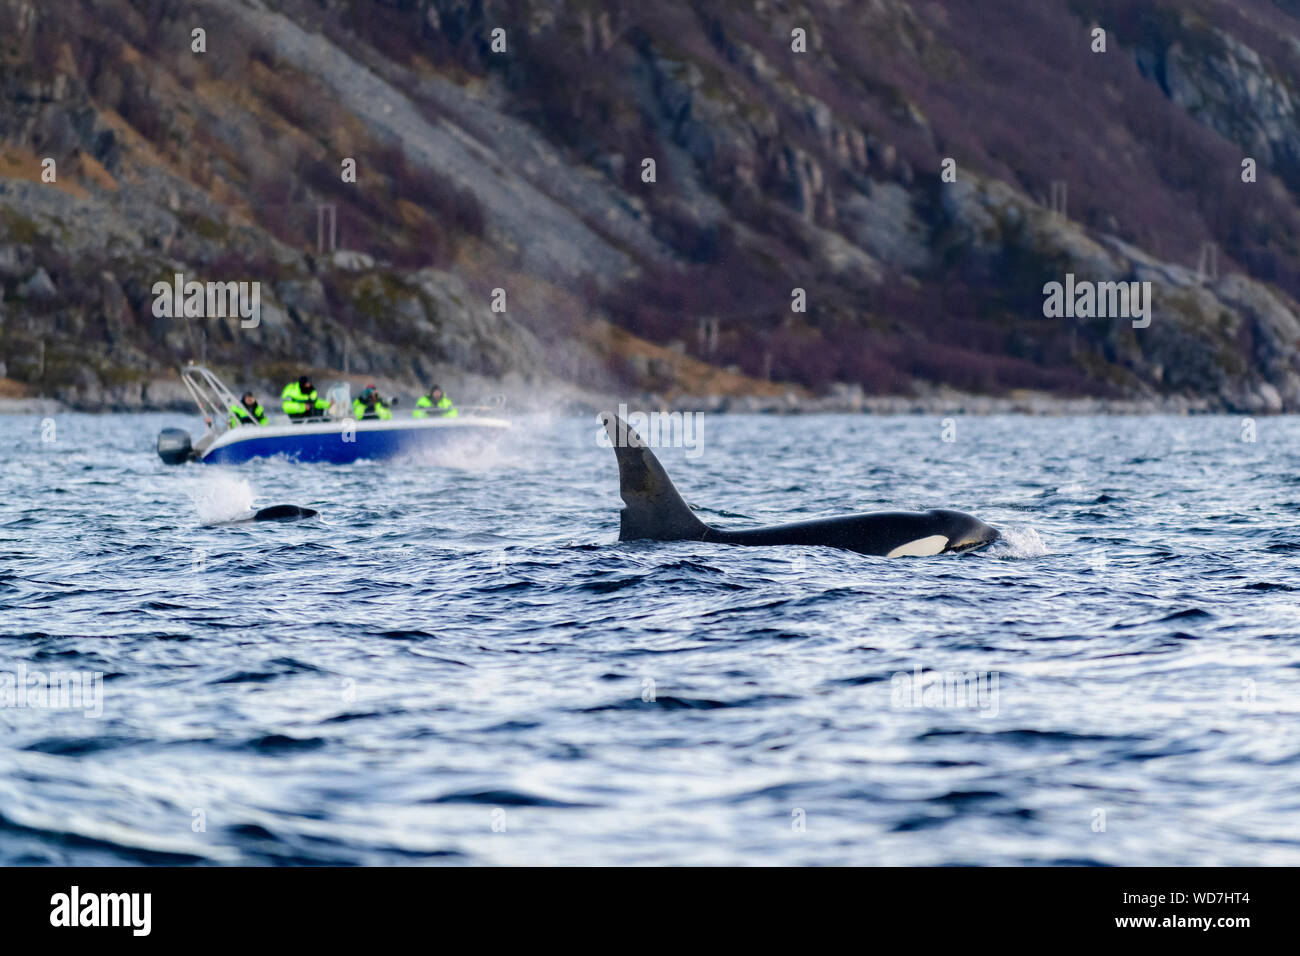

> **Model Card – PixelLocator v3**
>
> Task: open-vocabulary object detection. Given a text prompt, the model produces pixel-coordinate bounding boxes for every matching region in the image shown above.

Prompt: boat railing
[181,364,243,434]
[182,366,505,428]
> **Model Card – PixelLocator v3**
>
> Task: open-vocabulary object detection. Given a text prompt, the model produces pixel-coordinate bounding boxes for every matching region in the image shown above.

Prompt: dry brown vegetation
[5,0,1300,404]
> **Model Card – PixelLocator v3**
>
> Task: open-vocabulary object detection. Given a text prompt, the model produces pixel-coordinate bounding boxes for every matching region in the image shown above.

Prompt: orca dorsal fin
[601,412,710,542]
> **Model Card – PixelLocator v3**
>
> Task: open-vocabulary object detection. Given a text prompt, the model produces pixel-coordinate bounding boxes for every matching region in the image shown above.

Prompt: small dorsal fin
[601,412,710,541]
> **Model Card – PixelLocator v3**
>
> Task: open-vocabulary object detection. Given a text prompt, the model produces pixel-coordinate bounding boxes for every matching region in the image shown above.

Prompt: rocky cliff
[3,0,1300,412]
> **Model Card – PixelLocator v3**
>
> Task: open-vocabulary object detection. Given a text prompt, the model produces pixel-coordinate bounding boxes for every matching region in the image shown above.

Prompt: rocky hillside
[3,0,1300,411]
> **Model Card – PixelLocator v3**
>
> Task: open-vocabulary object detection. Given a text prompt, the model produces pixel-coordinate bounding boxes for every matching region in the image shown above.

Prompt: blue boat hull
[200,422,505,464]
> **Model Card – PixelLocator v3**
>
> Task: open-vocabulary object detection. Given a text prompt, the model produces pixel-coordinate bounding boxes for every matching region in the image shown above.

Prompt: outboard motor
[157,428,194,465]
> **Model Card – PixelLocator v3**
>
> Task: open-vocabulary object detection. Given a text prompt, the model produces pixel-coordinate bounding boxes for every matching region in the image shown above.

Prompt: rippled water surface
[2,412,1299,865]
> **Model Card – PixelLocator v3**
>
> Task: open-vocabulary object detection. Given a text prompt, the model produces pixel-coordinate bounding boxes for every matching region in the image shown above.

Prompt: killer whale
[600,413,998,557]
[250,504,318,521]
[211,504,319,525]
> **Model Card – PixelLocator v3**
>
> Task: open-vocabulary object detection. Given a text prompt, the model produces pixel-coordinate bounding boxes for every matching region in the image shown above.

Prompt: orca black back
[251,504,318,522]
[599,412,998,557]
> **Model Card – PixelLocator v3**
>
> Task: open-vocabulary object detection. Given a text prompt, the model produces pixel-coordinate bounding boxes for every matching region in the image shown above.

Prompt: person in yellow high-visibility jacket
[414,385,457,418]
[352,385,391,420]
[281,376,329,421]
[228,391,268,428]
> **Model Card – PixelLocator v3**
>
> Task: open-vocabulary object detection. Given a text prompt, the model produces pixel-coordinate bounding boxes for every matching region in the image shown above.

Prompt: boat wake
[403,438,514,471]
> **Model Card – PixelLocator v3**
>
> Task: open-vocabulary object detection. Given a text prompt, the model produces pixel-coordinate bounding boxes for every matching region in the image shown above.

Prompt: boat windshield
[325,382,351,418]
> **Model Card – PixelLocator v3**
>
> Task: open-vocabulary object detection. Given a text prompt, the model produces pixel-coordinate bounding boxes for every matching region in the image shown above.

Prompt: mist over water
[1,412,1299,865]
[187,473,256,524]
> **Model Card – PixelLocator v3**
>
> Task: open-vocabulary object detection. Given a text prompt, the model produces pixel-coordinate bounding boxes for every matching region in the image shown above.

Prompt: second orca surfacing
[212,504,319,524]
[601,413,999,558]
